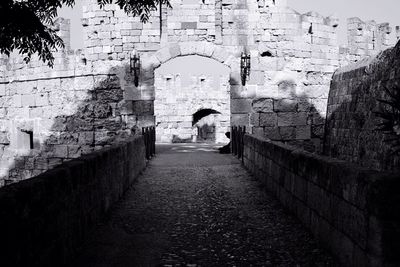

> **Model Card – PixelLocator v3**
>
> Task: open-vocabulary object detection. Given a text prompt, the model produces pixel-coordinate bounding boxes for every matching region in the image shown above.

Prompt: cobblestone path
[72,144,335,267]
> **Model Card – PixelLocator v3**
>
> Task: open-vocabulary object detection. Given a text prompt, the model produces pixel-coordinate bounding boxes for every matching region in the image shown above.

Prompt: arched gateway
[142,42,240,144]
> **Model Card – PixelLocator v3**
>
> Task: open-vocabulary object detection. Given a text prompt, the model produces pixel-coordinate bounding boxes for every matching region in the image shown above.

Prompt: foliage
[0,0,170,67]
[375,84,400,154]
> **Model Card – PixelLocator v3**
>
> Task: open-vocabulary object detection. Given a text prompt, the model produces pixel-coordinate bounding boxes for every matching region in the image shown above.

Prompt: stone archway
[140,42,240,144]
[154,55,231,143]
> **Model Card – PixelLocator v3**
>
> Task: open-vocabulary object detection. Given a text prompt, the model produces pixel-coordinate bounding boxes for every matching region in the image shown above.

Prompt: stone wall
[154,55,230,143]
[0,18,153,186]
[243,134,400,267]
[324,42,400,171]
[0,135,146,267]
[0,0,396,183]
[80,0,394,151]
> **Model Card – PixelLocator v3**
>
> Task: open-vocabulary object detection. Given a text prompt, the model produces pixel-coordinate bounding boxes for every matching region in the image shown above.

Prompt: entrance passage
[72,144,334,266]
[154,55,230,144]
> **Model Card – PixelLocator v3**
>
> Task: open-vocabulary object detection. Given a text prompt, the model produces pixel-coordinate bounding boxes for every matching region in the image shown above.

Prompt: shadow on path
[71,144,335,267]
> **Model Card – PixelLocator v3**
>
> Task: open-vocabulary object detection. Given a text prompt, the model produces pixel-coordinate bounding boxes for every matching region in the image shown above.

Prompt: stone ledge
[0,135,146,267]
[243,134,400,267]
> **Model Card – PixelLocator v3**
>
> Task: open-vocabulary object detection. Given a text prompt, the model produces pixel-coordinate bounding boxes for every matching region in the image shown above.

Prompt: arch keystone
[195,42,215,57]
[180,42,198,56]
[212,47,230,63]
[155,43,181,64]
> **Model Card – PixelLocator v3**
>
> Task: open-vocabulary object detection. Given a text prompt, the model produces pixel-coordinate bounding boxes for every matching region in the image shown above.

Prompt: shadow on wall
[323,43,400,171]
[196,122,216,143]
[1,62,154,186]
[192,108,221,125]
[253,78,326,153]
[192,109,220,143]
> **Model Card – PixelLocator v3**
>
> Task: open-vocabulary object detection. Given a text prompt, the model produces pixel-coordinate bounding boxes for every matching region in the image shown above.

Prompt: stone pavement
[71,144,335,267]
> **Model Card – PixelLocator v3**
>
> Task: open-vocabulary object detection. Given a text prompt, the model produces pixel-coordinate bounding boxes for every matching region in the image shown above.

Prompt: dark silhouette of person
[218,132,231,154]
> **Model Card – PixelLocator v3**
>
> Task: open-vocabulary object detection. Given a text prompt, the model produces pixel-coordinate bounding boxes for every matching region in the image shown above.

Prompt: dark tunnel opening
[192,109,221,126]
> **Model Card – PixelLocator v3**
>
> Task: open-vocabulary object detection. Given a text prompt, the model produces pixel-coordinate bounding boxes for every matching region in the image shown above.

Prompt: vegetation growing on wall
[0,0,170,66]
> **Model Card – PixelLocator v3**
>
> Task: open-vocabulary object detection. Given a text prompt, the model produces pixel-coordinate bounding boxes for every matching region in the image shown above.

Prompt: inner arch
[192,109,221,126]
[154,55,231,144]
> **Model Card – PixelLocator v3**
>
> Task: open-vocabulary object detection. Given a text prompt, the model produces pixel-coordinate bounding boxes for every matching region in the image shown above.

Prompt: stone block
[259,113,277,127]
[169,43,181,59]
[181,22,197,29]
[212,47,230,63]
[21,95,35,107]
[34,158,48,170]
[12,95,22,107]
[74,76,95,91]
[249,71,265,85]
[277,112,307,126]
[252,127,263,137]
[0,132,9,144]
[264,127,281,140]
[0,84,6,96]
[231,114,249,126]
[250,113,259,126]
[48,158,62,168]
[231,99,252,114]
[53,145,69,158]
[253,98,273,112]
[274,98,297,112]
[296,125,311,140]
[279,126,296,140]
[35,93,49,107]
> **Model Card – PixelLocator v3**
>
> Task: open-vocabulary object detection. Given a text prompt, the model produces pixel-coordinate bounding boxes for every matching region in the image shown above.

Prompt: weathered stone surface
[231,114,249,126]
[259,113,277,127]
[252,98,273,112]
[0,136,146,267]
[71,144,334,267]
[0,0,395,184]
[274,99,297,112]
[243,134,400,267]
[277,112,307,126]
[231,99,252,114]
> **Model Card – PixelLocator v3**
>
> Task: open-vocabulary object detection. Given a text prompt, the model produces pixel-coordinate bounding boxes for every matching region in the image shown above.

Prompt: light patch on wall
[182,0,200,5]
[17,130,34,150]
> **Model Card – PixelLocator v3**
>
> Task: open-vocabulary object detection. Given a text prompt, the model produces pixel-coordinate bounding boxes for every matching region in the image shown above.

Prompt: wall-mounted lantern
[308,23,314,44]
[240,52,251,86]
[372,30,376,50]
[130,48,140,87]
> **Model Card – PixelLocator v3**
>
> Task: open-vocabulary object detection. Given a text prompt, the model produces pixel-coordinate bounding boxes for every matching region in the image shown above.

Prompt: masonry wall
[243,134,400,267]
[324,42,400,171]
[0,0,396,184]
[0,18,154,186]
[154,55,231,143]
[80,0,394,152]
[0,135,146,267]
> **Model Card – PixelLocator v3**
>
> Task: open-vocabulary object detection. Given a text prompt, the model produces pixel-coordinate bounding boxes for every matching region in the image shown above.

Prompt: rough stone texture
[325,42,400,171]
[0,136,146,267]
[71,144,334,267]
[154,55,230,143]
[0,71,143,186]
[0,0,396,183]
[243,134,400,267]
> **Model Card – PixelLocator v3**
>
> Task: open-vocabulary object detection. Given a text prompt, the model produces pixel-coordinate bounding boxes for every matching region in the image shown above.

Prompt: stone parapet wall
[324,42,400,171]
[0,17,154,186]
[0,135,146,267]
[347,17,392,61]
[0,69,150,186]
[0,0,397,183]
[243,134,400,267]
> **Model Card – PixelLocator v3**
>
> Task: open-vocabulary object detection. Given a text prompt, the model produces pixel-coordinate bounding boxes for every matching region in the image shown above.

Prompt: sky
[59,0,400,49]
[288,0,399,46]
